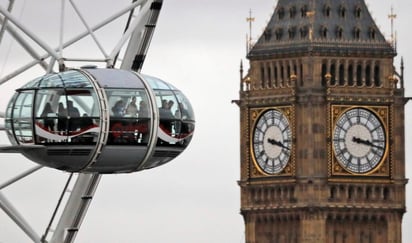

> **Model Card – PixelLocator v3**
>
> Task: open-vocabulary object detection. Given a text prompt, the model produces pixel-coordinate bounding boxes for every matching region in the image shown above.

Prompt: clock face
[332,107,387,174]
[252,109,292,174]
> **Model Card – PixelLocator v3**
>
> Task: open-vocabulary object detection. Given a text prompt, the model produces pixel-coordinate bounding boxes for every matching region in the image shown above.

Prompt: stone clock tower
[235,0,407,242]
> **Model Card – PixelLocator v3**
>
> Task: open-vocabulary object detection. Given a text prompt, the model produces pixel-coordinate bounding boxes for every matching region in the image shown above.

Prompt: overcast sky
[0,0,411,242]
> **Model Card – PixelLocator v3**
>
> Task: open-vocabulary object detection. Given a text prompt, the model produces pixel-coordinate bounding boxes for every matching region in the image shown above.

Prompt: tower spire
[246,9,255,53]
[388,6,397,48]
[401,57,404,88]
[307,0,316,41]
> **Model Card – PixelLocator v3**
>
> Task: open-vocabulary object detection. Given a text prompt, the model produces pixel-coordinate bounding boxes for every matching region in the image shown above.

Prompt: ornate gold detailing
[290,74,297,82]
[242,76,251,91]
[388,74,399,88]
[325,73,332,82]
[249,106,295,178]
[329,105,390,177]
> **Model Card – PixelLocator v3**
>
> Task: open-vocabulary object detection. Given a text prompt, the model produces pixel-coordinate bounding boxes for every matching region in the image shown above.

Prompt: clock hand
[352,137,384,150]
[366,141,385,150]
[352,136,366,145]
[267,138,290,150]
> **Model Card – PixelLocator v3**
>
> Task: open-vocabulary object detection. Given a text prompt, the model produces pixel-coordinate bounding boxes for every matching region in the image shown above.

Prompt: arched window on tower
[300,26,308,39]
[301,5,308,17]
[339,64,345,85]
[275,28,283,40]
[278,7,285,20]
[287,65,291,85]
[280,65,285,86]
[348,64,354,86]
[354,27,361,40]
[366,187,372,200]
[300,63,304,86]
[288,27,296,39]
[339,5,346,18]
[274,66,278,86]
[355,6,362,18]
[263,29,272,41]
[293,64,298,79]
[348,186,354,200]
[321,63,327,86]
[330,63,336,85]
[260,65,265,87]
[356,64,363,86]
[369,27,376,40]
[383,187,390,201]
[290,6,297,18]
[267,65,272,86]
[336,26,343,39]
[374,65,381,86]
[320,26,328,38]
[365,65,372,86]
[330,186,337,200]
[323,5,331,17]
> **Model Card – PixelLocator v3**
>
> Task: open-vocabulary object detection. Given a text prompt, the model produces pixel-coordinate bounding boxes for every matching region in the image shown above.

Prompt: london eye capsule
[3,68,195,173]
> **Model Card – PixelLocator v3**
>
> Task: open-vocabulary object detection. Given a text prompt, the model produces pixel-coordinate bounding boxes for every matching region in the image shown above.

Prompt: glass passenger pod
[144,75,195,147]
[5,68,195,173]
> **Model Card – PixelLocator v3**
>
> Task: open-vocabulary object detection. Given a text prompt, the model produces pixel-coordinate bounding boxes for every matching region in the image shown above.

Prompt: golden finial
[307,0,316,41]
[325,73,332,83]
[290,74,297,82]
[307,11,316,41]
[243,76,251,91]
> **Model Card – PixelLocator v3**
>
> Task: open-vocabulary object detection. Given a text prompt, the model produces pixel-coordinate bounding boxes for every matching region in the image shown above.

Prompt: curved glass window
[155,89,179,140]
[34,88,100,145]
[19,70,92,89]
[146,75,195,147]
[144,75,177,90]
[87,68,145,89]
[173,91,195,144]
[20,75,50,89]
[106,89,151,145]
[5,94,17,144]
[10,91,34,144]
[11,71,100,145]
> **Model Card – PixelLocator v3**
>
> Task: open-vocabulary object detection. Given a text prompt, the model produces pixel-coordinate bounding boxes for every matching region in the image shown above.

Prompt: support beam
[0,192,41,243]
[0,165,43,190]
[49,173,101,243]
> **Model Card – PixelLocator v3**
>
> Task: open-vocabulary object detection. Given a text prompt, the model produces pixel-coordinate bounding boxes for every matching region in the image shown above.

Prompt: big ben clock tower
[236,0,407,242]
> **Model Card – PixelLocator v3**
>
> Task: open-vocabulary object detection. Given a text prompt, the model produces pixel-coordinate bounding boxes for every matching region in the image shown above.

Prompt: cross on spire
[307,0,316,41]
[246,9,255,52]
[388,6,397,47]
[307,10,316,41]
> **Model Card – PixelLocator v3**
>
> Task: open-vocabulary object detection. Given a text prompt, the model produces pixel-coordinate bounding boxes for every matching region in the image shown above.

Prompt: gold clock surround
[329,105,390,177]
[250,106,295,177]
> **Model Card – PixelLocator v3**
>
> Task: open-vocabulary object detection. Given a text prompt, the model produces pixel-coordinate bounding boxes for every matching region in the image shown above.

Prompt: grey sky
[0,0,411,242]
